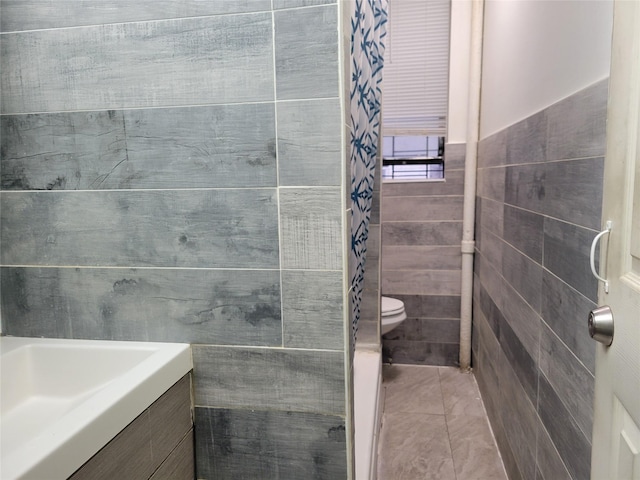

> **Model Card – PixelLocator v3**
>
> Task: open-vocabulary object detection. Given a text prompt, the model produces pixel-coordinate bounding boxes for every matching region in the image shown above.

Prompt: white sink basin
[0,337,192,480]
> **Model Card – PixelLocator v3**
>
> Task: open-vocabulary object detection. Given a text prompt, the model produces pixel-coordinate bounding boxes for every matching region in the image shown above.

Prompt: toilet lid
[381,296,405,317]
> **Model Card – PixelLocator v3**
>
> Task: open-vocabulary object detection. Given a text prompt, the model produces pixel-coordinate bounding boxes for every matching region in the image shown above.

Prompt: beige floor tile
[438,367,485,416]
[447,414,508,480]
[383,365,444,415]
[378,412,456,480]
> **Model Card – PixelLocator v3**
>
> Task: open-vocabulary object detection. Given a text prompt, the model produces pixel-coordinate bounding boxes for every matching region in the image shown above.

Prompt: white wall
[480,0,613,139]
[447,0,473,144]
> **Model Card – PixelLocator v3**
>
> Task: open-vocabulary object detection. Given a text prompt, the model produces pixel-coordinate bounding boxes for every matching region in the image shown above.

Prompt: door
[591,0,640,478]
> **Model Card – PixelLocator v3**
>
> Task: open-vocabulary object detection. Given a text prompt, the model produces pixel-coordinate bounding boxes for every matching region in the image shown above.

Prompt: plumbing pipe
[459,0,484,371]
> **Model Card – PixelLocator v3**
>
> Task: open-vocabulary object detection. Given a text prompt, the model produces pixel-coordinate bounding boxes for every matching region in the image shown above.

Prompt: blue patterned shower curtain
[350,0,387,342]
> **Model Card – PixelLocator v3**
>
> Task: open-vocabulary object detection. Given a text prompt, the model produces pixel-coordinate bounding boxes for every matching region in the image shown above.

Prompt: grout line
[0,97,340,117]
[0,185,342,194]
[271,4,286,350]
[0,10,275,35]
[0,265,341,272]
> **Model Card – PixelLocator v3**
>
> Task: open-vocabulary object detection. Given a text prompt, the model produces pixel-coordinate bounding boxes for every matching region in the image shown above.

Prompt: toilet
[381,296,407,335]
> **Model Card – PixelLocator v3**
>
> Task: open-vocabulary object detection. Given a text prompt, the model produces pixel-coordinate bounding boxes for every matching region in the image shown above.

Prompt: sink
[0,337,192,480]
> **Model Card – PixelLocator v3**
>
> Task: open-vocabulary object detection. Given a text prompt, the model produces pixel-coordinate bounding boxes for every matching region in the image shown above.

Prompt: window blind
[382,0,451,137]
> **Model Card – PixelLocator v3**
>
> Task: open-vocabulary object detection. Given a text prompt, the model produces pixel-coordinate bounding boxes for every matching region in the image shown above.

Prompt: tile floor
[377,364,508,480]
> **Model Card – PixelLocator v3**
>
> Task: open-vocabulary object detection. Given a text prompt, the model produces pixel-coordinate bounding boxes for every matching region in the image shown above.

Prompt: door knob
[588,305,614,346]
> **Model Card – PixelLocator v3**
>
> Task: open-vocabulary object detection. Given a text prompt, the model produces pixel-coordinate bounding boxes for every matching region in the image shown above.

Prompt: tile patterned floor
[378,365,508,480]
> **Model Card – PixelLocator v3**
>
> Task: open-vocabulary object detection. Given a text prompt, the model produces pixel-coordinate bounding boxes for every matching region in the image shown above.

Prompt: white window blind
[382,0,450,137]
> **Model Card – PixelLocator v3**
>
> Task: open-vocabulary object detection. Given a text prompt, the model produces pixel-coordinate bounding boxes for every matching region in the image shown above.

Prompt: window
[382,0,450,137]
[382,135,444,181]
[381,0,450,182]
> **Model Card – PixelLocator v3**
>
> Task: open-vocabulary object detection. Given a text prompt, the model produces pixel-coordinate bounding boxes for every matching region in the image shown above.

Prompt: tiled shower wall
[473,79,607,480]
[380,144,465,365]
[0,2,350,478]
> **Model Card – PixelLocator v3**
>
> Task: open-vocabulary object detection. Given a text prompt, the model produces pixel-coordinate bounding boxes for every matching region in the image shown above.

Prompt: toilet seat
[381,296,405,317]
[380,296,407,335]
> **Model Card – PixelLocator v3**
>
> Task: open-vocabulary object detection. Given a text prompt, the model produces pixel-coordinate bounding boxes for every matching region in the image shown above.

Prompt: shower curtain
[350,0,387,342]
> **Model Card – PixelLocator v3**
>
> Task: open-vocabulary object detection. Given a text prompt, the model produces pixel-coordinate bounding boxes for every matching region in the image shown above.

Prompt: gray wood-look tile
[370,188,381,224]
[360,288,380,324]
[363,254,379,289]
[477,281,504,339]
[539,324,594,442]
[282,270,344,350]
[279,188,342,270]
[1,267,282,346]
[192,346,345,414]
[504,163,546,215]
[382,195,464,222]
[389,294,461,319]
[1,111,126,190]
[381,245,461,271]
[378,412,456,479]
[382,221,462,246]
[546,79,608,162]
[149,430,194,480]
[476,253,505,316]
[540,157,604,230]
[0,0,272,32]
[543,217,599,301]
[499,280,541,361]
[382,269,461,296]
[277,99,341,186]
[506,110,547,165]
[537,374,592,480]
[1,14,274,114]
[503,205,543,263]
[444,142,466,170]
[477,129,507,168]
[492,415,524,480]
[274,0,335,9]
[535,418,572,480]
[195,407,347,480]
[447,414,508,480]
[382,340,460,366]
[1,189,279,268]
[480,230,504,274]
[475,337,510,480]
[477,167,506,202]
[497,359,538,480]
[502,242,542,313]
[541,270,596,374]
[382,364,444,414]
[382,317,459,344]
[366,224,380,261]
[2,104,277,190]
[474,313,502,423]
[498,311,538,404]
[479,197,504,238]
[274,6,339,100]
[475,196,483,250]
[382,170,465,196]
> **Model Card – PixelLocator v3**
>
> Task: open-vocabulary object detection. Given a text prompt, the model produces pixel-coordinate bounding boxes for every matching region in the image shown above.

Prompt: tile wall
[0,1,350,478]
[380,144,465,366]
[473,79,607,480]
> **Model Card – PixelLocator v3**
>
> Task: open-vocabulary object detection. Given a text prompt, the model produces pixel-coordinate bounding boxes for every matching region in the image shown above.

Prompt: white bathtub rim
[354,348,382,480]
[1,337,192,480]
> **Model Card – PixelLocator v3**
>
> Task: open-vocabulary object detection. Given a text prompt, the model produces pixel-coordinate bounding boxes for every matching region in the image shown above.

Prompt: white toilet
[381,296,407,335]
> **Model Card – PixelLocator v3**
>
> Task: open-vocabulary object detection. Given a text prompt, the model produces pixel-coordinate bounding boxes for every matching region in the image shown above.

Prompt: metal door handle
[588,305,614,346]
